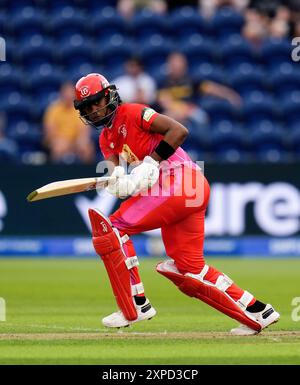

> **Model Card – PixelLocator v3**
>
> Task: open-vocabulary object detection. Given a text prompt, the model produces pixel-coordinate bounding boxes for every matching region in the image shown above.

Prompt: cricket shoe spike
[102,299,157,328]
[230,304,280,336]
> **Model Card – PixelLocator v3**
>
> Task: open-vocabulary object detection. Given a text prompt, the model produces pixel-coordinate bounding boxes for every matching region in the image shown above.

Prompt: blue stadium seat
[281,92,300,126]
[261,38,292,70]
[243,90,274,106]
[184,120,212,149]
[26,70,65,114]
[53,33,91,50]
[211,7,244,41]
[287,125,300,158]
[219,35,255,69]
[284,122,300,144]
[181,35,217,71]
[0,63,23,77]
[0,91,22,111]
[211,121,245,150]
[0,73,23,98]
[130,9,169,40]
[57,39,96,71]
[8,121,42,153]
[200,98,237,126]
[8,9,46,43]
[70,63,104,84]
[85,0,118,13]
[139,36,173,74]
[169,6,209,39]
[191,63,225,85]
[105,65,127,81]
[3,97,35,132]
[249,122,286,148]
[96,35,135,70]
[89,7,127,42]
[269,66,300,99]
[47,7,88,41]
[248,122,290,162]
[0,141,19,164]
[255,149,291,163]
[229,67,267,97]
[0,64,24,95]
[17,37,55,70]
[44,0,84,13]
[0,0,8,9]
[5,2,36,17]
[216,148,251,162]
[0,11,7,36]
[242,96,277,126]
[183,131,214,161]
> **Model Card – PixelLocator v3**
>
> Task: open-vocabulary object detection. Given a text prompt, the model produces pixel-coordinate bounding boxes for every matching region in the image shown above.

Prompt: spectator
[113,57,157,105]
[269,17,290,38]
[248,0,284,17]
[292,19,300,37]
[201,0,247,19]
[268,6,291,38]
[43,81,95,164]
[242,8,269,49]
[275,5,291,23]
[158,52,194,103]
[118,0,167,20]
[156,51,243,152]
[157,53,210,146]
[158,52,243,106]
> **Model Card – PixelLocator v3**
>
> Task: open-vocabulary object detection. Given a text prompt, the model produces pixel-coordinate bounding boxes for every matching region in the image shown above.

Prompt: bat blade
[27,176,114,202]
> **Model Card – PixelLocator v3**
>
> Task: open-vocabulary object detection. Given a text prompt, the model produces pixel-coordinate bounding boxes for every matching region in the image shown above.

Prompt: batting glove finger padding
[105,166,136,199]
[106,157,160,198]
[130,156,159,193]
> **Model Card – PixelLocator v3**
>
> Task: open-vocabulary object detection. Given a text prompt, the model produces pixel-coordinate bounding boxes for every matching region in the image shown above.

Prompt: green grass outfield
[0,258,300,365]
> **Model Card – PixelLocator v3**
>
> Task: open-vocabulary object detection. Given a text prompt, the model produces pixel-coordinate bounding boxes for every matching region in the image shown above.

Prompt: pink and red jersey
[99,103,193,167]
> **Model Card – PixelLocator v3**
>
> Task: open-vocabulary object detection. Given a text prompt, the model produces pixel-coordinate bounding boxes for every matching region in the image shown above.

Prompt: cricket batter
[74,73,280,335]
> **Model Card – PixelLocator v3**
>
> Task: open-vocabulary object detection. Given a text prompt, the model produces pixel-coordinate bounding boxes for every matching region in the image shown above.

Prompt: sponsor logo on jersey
[118,124,127,138]
[121,144,139,164]
[143,108,156,122]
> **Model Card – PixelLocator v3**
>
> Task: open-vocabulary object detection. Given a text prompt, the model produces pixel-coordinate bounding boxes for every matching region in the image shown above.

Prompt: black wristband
[154,140,176,160]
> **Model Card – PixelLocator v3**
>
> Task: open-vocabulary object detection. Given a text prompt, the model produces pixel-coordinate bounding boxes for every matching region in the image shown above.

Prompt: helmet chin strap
[105,106,119,128]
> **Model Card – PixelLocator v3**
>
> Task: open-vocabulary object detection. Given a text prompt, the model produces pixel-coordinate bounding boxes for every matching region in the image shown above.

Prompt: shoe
[230,304,280,336]
[102,299,156,328]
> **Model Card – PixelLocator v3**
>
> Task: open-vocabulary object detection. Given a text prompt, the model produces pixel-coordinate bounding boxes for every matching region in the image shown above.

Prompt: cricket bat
[27,176,115,202]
